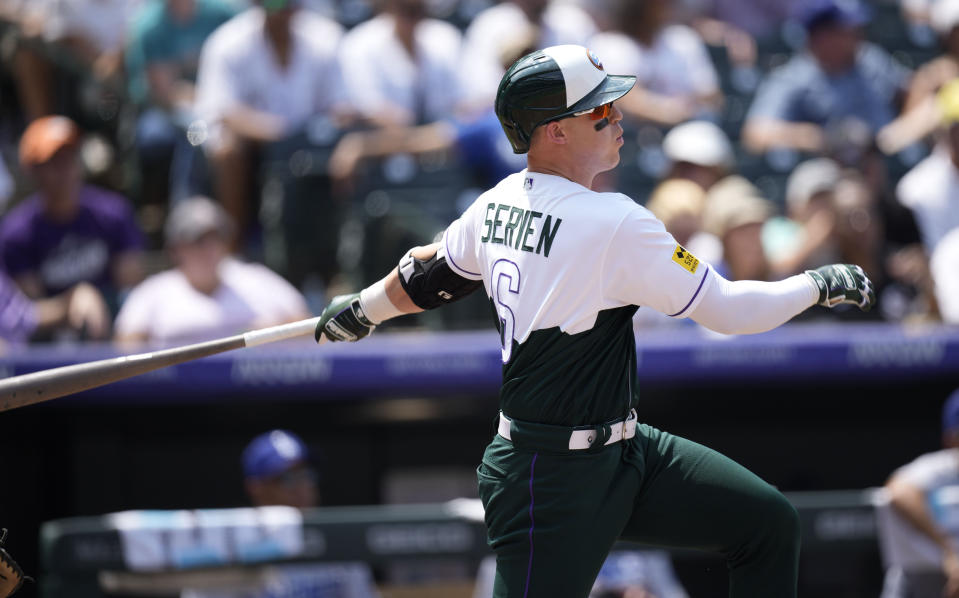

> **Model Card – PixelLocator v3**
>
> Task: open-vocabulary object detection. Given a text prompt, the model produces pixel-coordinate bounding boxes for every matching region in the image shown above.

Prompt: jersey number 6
[492,259,521,363]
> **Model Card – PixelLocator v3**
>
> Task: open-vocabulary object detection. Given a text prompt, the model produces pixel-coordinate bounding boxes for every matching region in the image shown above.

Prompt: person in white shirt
[460,0,598,113]
[114,196,309,344]
[589,0,722,126]
[312,45,875,597]
[932,227,959,323]
[897,78,959,255]
[180,429,380,598]
[192,0,348,245]
[339,0,464,127]
[883,389,959,598]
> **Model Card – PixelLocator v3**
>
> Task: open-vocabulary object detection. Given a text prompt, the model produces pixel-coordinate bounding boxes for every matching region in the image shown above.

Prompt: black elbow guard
[397,250,483,310]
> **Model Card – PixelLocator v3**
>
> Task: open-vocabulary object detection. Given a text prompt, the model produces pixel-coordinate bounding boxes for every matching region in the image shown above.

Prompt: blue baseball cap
[942,389,959,434]
[242,430,310,479]
[799,0,871,32]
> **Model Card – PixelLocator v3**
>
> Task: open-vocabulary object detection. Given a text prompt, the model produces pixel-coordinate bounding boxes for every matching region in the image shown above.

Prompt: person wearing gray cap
[114,196,309,344]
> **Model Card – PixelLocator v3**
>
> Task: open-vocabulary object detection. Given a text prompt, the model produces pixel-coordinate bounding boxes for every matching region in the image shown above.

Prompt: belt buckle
[621,409,636,441]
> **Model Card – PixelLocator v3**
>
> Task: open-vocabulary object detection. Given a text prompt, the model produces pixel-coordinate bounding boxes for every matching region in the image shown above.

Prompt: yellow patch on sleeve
[671,245,700,274]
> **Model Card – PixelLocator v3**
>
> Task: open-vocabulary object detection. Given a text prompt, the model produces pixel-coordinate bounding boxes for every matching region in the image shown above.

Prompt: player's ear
[543,121,569,146]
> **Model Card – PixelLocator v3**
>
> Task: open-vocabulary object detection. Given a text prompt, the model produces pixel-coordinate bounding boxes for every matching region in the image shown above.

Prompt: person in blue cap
[183,434,377,598]
[742,0,911,155]
[242,429,319,510]
[884,389,959,598]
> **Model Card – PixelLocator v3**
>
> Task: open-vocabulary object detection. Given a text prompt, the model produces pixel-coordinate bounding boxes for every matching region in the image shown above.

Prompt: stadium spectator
[742,0,911,155]
[702,175,774,281]
[242,429,319,510]
[125,0,237,206]
[764,157,841,277]
[879,0,959,154]
[678,0,798,41]
[829,172,919,322]
[882,389,959,598]
[192,0,349,247]
[932,227,959,323]
[459,0,597,113]
[644,178,707,248]
[589,0,723,127]
[896,78,959,254]
[0,274,110,345]
[659,120,735,190]
[474,549,689,598]
[900,0,936,29]
[328,34,538,190]
[0,116,144,312]
[338,0,465,128]
[114,196,309,344]
[10,0,139,121]
[179,429,381,598]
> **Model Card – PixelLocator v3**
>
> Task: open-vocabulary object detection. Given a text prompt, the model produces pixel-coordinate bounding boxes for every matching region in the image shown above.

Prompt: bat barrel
[0,335,245,412]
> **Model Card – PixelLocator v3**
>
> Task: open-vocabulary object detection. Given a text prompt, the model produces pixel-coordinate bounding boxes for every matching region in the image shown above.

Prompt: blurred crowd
[1,0,958,346]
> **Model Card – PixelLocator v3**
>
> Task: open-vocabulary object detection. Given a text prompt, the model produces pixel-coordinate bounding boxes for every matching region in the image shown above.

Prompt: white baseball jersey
[442,169,714,426]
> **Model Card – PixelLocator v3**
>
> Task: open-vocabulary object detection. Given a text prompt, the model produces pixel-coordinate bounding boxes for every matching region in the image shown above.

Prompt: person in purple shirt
[0,271,110,345]
[0,116,144,313]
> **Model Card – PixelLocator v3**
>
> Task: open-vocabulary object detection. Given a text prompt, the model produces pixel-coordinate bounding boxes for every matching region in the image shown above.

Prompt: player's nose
[610,103,624,124]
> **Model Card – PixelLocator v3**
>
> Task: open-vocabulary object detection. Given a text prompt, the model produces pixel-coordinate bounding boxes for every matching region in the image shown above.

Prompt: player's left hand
[314,293,375,343]
[805,264,876,311]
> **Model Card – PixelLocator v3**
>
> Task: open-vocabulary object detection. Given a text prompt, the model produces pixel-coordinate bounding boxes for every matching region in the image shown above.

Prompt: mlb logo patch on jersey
[671,245,699,275]
[524,177,534,190]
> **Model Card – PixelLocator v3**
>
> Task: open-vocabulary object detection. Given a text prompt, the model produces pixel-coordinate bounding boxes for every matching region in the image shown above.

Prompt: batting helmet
[495,45,636,154]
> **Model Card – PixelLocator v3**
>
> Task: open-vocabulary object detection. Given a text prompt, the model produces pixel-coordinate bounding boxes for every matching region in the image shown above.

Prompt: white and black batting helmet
[494,45,636,154]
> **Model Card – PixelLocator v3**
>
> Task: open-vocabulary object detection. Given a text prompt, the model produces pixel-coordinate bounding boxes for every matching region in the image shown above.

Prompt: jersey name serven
[480,198,562,257]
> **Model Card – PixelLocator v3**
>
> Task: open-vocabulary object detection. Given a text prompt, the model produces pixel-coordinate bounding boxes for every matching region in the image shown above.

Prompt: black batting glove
[805,264,876,312]
[315,293,375,342]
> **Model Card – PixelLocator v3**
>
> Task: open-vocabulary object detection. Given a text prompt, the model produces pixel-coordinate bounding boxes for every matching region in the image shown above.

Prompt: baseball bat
[0,316,324,413]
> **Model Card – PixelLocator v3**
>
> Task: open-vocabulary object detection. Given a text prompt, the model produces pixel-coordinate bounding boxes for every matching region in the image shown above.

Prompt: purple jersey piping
[523,452,539,598]
[444,232,481,278]
[668,265,710,317]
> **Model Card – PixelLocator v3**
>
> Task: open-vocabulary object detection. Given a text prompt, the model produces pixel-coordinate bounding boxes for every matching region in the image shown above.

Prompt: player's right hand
[805,264,876,312]
[314,292,375,343]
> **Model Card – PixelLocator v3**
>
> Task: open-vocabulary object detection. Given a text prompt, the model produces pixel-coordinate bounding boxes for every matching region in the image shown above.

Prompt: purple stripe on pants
[523,452,539,598]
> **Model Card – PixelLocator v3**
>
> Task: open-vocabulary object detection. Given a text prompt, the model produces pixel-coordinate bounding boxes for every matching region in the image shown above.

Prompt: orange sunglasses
[573,102,612,121]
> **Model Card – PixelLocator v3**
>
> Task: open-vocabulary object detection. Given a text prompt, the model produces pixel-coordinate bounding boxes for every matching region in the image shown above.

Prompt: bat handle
[242,316,322,347]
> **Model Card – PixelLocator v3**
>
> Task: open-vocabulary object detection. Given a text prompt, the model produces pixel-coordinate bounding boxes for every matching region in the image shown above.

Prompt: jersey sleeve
[440,199,484,281]
[601,206,713,317]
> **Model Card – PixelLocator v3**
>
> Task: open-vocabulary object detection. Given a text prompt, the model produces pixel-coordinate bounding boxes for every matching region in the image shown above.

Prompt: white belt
[498,409,638,450]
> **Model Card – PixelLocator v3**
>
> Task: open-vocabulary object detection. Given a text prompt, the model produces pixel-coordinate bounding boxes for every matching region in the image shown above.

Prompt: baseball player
[315,45,875,598]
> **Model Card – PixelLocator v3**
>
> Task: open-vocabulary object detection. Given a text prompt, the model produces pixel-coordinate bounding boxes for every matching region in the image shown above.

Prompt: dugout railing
[39,490,880,598]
